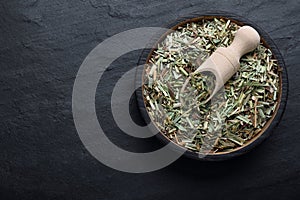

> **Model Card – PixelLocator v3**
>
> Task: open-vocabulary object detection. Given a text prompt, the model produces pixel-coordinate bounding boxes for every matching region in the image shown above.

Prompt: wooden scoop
[193,26,260,103]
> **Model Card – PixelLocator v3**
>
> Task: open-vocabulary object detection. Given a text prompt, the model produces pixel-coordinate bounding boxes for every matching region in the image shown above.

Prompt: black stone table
[0,1,299,199]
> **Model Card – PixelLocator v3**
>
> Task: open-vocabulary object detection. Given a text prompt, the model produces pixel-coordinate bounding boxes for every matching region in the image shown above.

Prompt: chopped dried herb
[143,18,280,153]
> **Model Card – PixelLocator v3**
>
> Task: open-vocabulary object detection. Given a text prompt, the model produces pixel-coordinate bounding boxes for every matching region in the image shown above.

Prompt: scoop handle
[227,26,260,59]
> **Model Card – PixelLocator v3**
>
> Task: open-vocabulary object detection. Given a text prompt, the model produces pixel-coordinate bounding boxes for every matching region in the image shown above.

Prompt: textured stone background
[0,0,300,199]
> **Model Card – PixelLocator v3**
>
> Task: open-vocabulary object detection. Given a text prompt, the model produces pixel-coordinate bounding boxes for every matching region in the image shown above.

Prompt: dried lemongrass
[143,18,280,153]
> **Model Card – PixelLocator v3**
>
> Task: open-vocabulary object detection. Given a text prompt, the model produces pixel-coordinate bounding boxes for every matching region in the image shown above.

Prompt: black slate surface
[0,0,300,199]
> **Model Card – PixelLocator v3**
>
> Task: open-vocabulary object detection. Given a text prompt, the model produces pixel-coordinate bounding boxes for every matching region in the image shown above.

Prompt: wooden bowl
[135,11,288,161]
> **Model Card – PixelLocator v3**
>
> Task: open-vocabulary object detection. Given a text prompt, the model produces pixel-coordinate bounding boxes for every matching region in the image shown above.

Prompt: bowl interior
[139,15,285,159]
